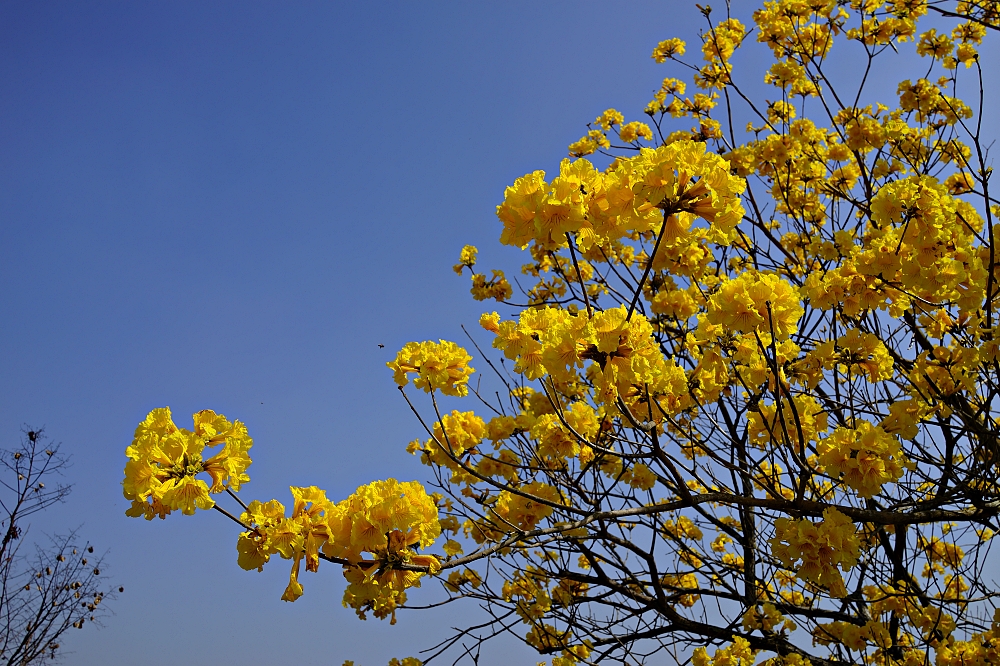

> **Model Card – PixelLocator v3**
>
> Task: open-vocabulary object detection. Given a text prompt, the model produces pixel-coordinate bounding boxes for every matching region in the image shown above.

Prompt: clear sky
[2,3,996,665]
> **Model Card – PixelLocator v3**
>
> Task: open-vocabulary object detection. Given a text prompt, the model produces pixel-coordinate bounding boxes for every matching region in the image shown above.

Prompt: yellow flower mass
[123,407,252,519]
[706,270,803,339]
[388,339,474,397]
[817,422,910,498]
[771,508,860,598]
[233,478,441,619]
[124,2,1000,663]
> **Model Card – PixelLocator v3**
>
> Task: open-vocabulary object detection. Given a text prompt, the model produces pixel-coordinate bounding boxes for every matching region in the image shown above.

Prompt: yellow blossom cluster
[388,339,474,397]
[483,305,690,416]
[475,481,562,542]
[569,108,656,156]
[692,637,756,666]
[662,514,703,541]
[771,508,860,598]
[502,566,588,627]
[236,478,441,622]
[813,618,891,652]
[865,176,985,314]
[754,1,843,60]
[327,479,441,622]
[831,329,894,382]
[470,270,513,302]
[706,270,804,340]
[500,140,746,252]
[908,343,981,401]
[919,534,965,571]
[236,486,333,602]
[743,602,795,634]
[935,610,1000,666]
[407,409,485,474]
[747,393,828,453]
[123,407,252,519]
[817,422,910,498]
[452,244,477,274]
[122,408,442,622]
[652,37,686,63]
[453,244,513,302]
[660,572,701,607]
[622,462,657,490]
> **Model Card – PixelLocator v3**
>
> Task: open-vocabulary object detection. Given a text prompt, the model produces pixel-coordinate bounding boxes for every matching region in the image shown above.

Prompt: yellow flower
[706,271,803,339]
[767,100,796,124]
[490,481,562,534]
[325,479,441,623]
[693,638,756,666]
[410,410,486,472]
[497,170,548,247]
[469,269,513,302]
[235,487,333,602]
[623,463,657,490]
[452,244,477,274]
[747,394,828,453]
[834,328,894,382]
[619,121,653,143]
[122,407,253,518]
[236,499,286,571]
[817,422,908,498]
[701,18,746,64]
[159,472,213,516]
[388,340,474,396]
[916,28,954,59]
[326,478,441,562]
[770,508,860,598]
[663,515,703,541]
[595,108,624,131]
[652,38,686,63]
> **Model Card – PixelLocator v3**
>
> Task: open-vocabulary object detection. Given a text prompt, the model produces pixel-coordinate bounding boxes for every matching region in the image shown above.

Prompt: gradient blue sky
[2,3,996,665]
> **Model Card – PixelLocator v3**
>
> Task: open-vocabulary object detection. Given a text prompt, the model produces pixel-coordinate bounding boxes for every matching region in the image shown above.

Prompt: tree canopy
[122,2,1000,664]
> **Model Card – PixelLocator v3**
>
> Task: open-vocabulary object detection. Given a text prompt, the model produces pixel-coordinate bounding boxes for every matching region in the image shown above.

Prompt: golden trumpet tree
[123,2,1000,664]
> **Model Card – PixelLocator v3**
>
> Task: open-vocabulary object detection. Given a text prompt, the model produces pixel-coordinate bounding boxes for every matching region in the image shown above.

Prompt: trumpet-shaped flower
[123,407,253,518]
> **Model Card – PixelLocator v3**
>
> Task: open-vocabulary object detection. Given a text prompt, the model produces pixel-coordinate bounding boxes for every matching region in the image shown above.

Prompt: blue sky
[1,3,996,665]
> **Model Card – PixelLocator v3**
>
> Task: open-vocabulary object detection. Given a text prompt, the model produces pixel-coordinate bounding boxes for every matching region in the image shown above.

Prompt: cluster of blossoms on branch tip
[123,407,252,518]
[123,409,441,625]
